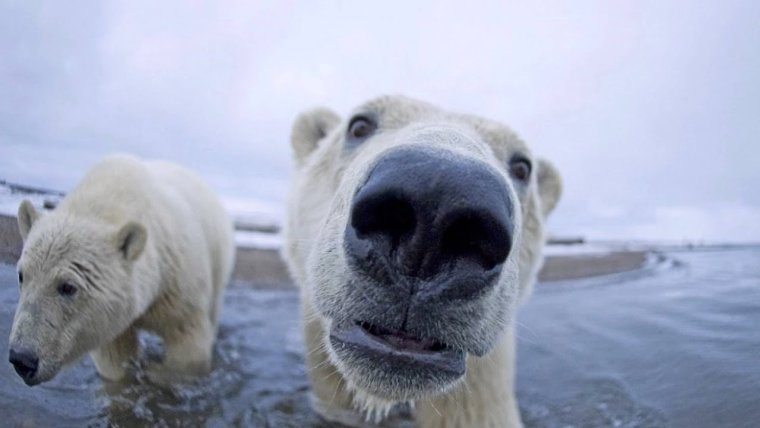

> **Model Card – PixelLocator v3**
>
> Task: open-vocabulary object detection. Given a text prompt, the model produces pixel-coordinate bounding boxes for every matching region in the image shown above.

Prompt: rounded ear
[17,200,39,241]
[115,221,147,261]
[537,159,562,217]
[291,107,341,165]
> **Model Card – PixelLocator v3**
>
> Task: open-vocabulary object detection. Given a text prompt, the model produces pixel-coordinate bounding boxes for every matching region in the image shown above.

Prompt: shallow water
[0,247,758,427]
[517,247,760,428]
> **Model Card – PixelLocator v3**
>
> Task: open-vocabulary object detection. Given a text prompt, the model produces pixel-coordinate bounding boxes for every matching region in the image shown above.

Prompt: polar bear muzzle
[328,146,514,400]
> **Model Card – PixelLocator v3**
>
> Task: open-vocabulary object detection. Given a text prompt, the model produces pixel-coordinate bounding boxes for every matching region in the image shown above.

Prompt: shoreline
[538,251,649,282]
[0,213,649,289]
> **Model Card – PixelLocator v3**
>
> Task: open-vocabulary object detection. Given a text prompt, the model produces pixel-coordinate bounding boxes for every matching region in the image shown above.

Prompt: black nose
[9,347,39,384]
[346,148,512,293]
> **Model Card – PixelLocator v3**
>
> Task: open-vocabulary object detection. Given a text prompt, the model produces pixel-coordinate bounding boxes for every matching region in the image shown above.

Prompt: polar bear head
[284,95,561,408]
[9,200,147,386]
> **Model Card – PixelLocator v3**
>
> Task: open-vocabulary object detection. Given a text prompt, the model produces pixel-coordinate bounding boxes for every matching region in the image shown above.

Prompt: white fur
[10,154,235,384]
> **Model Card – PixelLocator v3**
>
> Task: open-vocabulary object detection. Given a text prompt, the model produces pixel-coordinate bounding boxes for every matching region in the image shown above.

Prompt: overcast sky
[1,0,758,242]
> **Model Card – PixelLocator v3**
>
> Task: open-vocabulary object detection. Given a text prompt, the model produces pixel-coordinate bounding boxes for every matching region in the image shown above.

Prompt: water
[0,248,758,427]
[517,248,760,428]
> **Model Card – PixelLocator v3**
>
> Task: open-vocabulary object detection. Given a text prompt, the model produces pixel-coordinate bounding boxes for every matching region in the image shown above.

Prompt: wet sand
[538,251,649,282]
[0,213,649,287]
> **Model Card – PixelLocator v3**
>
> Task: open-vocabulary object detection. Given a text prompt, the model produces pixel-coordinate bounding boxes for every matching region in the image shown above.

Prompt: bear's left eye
[509,157,532,182]
[57,282,77,297]
[18,271,23,284]
[347,115,376,141]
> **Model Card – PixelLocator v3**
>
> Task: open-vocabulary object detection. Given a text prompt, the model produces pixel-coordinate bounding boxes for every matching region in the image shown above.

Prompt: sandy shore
[0,213,648,289]
[538,251,649,282]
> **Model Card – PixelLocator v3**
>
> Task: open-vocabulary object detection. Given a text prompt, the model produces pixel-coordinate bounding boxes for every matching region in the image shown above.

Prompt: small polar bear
[283,96,562,427]
[9,154,235,386]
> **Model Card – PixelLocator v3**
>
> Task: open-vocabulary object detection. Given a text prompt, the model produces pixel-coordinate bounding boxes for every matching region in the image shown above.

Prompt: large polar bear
[9,154,235,386]
[283,96,562,427]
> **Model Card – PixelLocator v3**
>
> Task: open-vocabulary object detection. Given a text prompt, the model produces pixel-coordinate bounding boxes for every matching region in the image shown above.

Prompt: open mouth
[358,321,449,352]
[329,321,465,377]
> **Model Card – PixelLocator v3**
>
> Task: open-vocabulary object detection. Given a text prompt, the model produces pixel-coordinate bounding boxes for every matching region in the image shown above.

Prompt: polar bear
[9,154,235,386]
[283,96,562,427]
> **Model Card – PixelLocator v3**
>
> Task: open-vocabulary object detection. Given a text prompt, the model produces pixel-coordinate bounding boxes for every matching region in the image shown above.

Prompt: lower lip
[329,323,466,377]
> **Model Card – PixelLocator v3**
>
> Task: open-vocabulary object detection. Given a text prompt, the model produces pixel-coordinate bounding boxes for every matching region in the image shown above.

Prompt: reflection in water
[0,247,758,427]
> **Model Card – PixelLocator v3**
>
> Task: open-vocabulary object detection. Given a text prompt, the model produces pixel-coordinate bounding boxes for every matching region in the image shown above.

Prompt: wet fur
[11,154,235,384]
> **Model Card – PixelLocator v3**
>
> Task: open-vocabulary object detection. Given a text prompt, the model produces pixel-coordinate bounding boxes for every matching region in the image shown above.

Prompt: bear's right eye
[509,157,532,182]
[57,282,77,297]
[347,116,376,141]
[18,271,23,284]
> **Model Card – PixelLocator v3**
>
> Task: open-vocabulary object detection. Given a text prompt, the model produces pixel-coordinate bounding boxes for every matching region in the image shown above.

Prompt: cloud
[552,202,760,243]
[0,0,758,241]
[626,205,760,243]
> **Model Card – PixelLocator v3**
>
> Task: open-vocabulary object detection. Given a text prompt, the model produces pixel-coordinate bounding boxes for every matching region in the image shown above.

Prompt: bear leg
[90,327,138,381]
[162,314,214,376]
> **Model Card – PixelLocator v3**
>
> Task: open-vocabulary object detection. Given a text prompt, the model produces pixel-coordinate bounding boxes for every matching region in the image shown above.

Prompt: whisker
[516,320,539,340]
[308,357,334,372]
[305,342,328,357]
[328,376,343,408]
[320,367,340,383]
[428,399,442,417]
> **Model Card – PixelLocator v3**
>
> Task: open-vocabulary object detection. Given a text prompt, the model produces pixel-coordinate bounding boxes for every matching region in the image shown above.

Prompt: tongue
[381,333,438,352]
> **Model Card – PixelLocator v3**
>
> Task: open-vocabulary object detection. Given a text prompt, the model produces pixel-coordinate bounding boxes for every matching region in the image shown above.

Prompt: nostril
[440,210,511,271]
[351,192,416,248]
[9,348,39,380]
